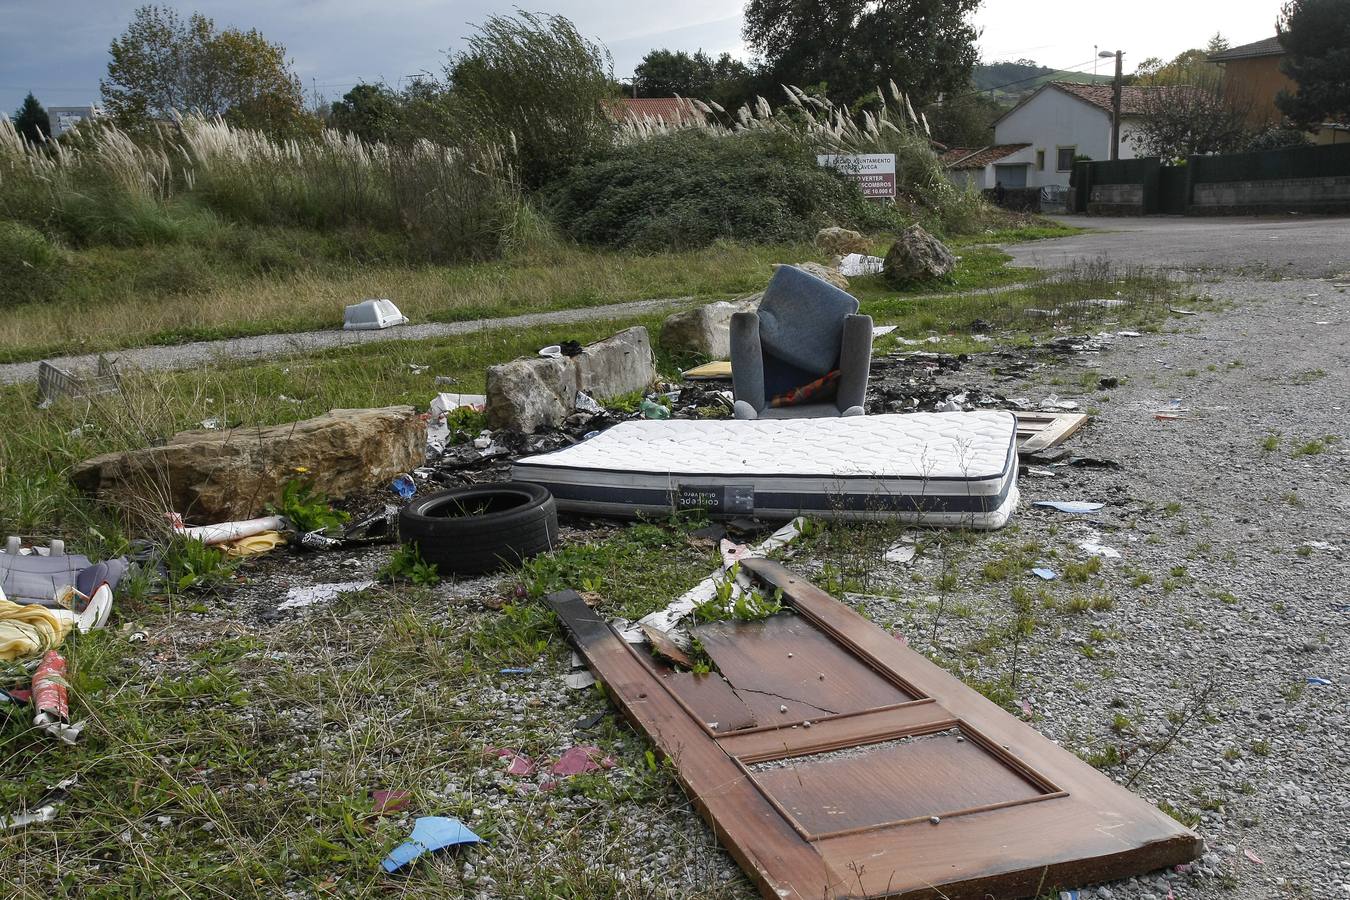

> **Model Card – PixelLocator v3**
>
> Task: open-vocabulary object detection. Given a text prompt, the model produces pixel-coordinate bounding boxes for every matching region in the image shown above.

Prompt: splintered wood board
[549,564,1198,899]
[682,361,733,380]
[1015,411,1089,453]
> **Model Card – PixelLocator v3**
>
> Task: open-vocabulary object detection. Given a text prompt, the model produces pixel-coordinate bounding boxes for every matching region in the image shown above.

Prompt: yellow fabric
[221,531,286,558]
[682,361,733,379]
[0,599,73,662]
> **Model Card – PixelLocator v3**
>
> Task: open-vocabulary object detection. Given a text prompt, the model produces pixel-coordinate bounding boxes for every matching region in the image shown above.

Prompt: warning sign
[817,153,897,200]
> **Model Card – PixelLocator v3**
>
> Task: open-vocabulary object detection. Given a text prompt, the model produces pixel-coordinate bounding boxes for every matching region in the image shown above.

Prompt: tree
[12,93,50,143]
[446,12,615,189]
[742,0,981,106]
[1206,32,1230,54]
[1277,0,1350,128]
[100,5,305,132]
[1132,61,1252,159]
[329,83,401,143]
[633,49,754,110]
[924,89,1002,147]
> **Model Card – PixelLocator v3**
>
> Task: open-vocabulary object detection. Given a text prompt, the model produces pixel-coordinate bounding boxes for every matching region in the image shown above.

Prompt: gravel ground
[31,274,1346,897]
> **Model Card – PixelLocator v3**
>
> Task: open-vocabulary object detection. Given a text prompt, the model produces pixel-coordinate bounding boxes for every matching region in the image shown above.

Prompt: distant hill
[973,60,1113,104]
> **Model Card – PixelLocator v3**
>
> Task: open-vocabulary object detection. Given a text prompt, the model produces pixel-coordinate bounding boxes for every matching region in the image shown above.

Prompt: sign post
[817,153,897,200]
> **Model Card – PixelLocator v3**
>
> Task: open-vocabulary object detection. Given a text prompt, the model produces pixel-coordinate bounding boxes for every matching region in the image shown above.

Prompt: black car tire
[398,483,559,576]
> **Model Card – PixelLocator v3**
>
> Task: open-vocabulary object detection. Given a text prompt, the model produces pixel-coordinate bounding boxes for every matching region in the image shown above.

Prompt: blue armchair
[730,265,873,419]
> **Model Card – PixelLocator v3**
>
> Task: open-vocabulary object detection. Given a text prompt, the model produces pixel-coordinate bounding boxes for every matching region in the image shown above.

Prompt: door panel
[549,559,1200,899]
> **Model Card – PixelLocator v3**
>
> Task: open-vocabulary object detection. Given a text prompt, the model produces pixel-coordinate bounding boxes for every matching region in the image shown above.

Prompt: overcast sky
[1,0,1286,115]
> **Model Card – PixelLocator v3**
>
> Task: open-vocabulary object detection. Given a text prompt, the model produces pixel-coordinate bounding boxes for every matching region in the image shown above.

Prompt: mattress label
[674,484,755,515]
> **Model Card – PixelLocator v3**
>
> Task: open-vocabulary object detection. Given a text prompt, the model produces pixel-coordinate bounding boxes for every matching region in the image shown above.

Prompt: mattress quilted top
[515,411,1018,480]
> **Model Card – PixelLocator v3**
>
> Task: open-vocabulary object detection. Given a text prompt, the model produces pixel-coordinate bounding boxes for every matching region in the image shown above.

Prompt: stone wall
[1191,175,1350,214]
[1088,182,1145,216]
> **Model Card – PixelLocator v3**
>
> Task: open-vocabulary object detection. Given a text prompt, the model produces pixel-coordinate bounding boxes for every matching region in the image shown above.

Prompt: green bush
[546,129,899,250]
[0,222,67,307]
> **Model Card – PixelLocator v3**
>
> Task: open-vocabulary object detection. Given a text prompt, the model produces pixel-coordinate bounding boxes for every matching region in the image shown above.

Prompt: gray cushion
[756,265,860,375]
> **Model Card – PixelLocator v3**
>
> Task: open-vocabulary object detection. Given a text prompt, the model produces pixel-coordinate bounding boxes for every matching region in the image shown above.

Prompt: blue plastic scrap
[499,667,535,675]
[390,474,417,500]
[1033,500,1105,514]
[1307,677,1332,686]
[1031,568,1057,581]
[381,816,483,873]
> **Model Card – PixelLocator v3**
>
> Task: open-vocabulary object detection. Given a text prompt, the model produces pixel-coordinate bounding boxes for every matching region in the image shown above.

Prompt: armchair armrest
[730,311,765,415]
[835,314,873,415]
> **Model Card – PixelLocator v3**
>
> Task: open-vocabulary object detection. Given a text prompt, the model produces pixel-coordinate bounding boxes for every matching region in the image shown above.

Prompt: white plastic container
[343,298,409,330]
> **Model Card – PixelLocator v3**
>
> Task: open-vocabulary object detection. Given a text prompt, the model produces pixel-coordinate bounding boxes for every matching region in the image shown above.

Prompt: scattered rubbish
[342,506,399,546]
[1021,698,1034,719]
[538,344,563,359]
[1117,330,1141,337]
[883,543,916,564]
[1015,412,1090,454]
[1026,467,1057,478]
[871,324,898,337]
[1098,376,1119,389]
[638,398,671,420]
[1,539,127,607]
[1306,677,1332,686]
[1034,501,1105,514]
[564,671,596,690]
[559,340,583,357]
[371,790,411,816]
[1169,307,1199,316]
[0,597,72,661]
[390,474,417,500]
[343,298,408,331]
[574,391,604,415]
[935,399,962,413]
[33,651,82,744]
[298,530,343,551]
[550,746,614,776]
[575,710,607,730]
[1243,849,1264,865]
[277,580,375,611]
[499,667,535,675]
[493,748,537,777]
[408,363,429,375]
[1039,395,1080,411]
[220,531,285,557]
[1067,456,1121,469]
[839,253,885,277]
[399,484,559,576]
[1155,413,1182,421]
[1079,541,1121,559]
[200,418,221,430]
[36,356,120,408]
[641,624,695,668]
[169,514,285,546]
[1,776,76,830]
[1031,568,1056,581]
[1304,540,1341,552]
[381,816,483,873]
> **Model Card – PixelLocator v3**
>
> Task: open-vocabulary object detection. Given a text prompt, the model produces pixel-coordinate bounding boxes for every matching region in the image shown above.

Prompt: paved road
[1004,215,1350,277]
[0,297,697,386]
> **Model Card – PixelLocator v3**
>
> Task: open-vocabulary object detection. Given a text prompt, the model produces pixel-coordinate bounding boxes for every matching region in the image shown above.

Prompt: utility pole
[1100,49,1124,160]
[1111,50,1123,161]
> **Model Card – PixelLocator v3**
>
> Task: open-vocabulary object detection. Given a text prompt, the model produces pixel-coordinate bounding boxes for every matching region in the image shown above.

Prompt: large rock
[781,262,850,291]
[883,224,956,287]
[71,407,424,523]
[659,300,758,358]
[814,226,869,257]
[486,326,655,433]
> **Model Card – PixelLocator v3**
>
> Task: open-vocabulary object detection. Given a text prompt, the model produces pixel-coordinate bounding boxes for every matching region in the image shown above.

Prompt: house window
[1056,147,1076,172]
[1036,149,1046,171]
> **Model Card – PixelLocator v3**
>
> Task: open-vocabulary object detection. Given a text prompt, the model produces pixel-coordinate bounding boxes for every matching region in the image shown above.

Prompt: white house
[941,82,1186,191]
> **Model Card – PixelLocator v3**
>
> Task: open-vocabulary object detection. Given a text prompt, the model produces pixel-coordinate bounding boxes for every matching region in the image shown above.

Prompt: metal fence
[1072,143,1350,215]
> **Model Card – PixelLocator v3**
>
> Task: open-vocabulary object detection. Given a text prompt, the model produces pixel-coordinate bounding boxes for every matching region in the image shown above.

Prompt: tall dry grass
[0,114,525,264]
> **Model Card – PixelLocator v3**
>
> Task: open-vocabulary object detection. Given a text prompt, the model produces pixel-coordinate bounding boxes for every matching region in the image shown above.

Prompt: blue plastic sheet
[381,816,483,873]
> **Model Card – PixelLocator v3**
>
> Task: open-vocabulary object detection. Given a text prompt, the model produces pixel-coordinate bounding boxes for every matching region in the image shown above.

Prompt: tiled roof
[605,97,701,123]
[940,144,1031,169]
[1051,82,1199,117]
[1209,36,1284,61]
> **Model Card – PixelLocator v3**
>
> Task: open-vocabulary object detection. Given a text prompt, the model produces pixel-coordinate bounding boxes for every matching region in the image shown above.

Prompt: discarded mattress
[512,412,1019,528]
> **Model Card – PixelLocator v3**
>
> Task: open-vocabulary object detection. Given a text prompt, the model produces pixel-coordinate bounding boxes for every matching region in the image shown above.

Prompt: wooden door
[549,560,1199,899]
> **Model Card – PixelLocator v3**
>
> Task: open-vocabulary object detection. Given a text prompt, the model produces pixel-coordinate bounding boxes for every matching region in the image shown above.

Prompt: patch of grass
[1063,556,1102,584]
[380,543,440,585]
[1251,739,1271,756]
[1292,438,1328,457]
[1261,433,1281,452]
[162,536,236,592]
[1157,800,1202,828]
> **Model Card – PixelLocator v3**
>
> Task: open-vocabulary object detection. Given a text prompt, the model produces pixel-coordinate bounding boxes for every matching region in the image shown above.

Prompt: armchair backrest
[756,265,860,374]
